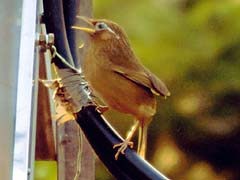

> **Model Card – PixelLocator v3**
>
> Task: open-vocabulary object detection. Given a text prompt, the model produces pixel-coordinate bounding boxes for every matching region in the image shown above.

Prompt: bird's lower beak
[72,26,95,34]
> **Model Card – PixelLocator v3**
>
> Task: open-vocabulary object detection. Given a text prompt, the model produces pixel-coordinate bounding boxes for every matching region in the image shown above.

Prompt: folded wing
[112,66,170,97]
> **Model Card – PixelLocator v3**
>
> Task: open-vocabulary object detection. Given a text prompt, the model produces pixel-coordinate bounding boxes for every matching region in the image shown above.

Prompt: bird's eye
[95,22,108,31]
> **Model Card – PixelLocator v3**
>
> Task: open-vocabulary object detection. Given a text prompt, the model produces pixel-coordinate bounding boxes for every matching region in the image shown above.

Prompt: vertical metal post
[0,1,23,180]
[12,0,38,179]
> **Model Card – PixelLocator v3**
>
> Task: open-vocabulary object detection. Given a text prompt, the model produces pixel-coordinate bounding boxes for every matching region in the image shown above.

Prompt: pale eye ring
[95,22,108,31]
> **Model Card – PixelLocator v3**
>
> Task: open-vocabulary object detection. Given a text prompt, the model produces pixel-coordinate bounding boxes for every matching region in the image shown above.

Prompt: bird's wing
[112,66,170,97]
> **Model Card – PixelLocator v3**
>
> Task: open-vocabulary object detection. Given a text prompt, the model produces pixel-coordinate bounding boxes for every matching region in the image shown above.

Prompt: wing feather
[112,66,170,97]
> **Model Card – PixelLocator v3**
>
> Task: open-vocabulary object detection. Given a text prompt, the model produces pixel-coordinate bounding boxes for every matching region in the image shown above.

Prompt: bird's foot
[96,105,109,114]
[113,140,134,160]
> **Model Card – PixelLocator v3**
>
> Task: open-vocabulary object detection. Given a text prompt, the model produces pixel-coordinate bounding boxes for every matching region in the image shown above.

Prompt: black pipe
[62,0,80,67]
[42,0,73,68]
[76,105,168,180]
[42,0,168,179]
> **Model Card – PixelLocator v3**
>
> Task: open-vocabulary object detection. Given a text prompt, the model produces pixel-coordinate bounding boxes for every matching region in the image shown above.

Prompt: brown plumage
[72,17,170,160]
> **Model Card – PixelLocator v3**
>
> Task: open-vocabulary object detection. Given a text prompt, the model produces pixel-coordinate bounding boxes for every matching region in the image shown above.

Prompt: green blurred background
[35,0,240,179]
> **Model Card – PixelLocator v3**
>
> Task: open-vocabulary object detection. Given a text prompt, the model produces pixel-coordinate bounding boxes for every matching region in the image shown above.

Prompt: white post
[0,0,24,180]
[12,0,38,179]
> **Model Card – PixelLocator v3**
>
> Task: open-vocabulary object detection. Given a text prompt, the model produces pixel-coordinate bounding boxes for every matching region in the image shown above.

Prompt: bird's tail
[137,120,149,159]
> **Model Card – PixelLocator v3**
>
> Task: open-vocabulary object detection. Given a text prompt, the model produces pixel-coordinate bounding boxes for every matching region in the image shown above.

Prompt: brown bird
[72,16,170,160]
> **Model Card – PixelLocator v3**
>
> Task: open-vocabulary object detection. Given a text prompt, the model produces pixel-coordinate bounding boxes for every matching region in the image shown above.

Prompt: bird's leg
[113,120,139,160]
[96,105,109,114]
[90,95,109,114]
[89,90,109,114]
[137,120,149,159]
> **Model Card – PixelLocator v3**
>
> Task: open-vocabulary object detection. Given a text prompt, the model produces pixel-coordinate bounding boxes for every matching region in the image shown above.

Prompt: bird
[72,16,170,160]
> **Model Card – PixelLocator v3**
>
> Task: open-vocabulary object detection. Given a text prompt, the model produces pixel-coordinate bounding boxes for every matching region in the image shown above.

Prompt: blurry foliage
[35,0,240,179]
[34,161,57,180]
[94,0,240,179]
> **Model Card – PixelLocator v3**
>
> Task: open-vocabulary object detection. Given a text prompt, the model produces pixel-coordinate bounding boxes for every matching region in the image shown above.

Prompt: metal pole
[0,1,23,179]
[12,0,38,179]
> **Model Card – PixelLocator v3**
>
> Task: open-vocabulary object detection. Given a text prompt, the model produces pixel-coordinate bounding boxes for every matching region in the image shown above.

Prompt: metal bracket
[36,32,55,52]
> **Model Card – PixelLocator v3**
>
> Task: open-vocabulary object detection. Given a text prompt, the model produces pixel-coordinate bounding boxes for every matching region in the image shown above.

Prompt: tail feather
[137,121,149,159]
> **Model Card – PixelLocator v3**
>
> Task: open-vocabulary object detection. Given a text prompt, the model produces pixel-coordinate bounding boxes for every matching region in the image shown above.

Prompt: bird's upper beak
[72,16,95,34]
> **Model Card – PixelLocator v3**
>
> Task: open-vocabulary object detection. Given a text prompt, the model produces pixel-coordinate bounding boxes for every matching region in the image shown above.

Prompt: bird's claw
[96,105,109,114]
[113,140,134,160]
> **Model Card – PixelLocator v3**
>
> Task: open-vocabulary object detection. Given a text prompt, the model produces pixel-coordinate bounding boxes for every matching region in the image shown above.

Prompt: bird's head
[72,16,131,43]
[72,16,134,60]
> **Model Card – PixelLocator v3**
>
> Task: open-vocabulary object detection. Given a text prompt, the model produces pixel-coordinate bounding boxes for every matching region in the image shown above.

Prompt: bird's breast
[83,56,156,120]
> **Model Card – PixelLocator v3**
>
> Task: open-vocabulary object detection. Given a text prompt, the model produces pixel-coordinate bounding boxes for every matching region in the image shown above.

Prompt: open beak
[72,16,95,34]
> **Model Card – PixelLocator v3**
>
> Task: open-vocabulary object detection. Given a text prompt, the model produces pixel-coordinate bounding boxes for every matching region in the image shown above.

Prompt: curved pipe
[42,0,168,179]
[76,106,168,180]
